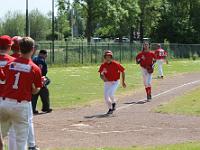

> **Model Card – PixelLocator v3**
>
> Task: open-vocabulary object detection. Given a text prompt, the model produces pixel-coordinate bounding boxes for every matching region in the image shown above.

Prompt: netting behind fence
[35,42,200,64]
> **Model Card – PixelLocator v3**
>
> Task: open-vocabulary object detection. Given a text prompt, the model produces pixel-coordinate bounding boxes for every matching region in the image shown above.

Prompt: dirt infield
[34,73,200,149]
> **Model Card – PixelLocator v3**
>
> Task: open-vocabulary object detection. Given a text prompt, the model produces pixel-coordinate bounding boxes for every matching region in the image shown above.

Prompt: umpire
[32,50,52,114]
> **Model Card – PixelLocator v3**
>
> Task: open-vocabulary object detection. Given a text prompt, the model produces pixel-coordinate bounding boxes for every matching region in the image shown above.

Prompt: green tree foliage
[0,11,25,36]
[29,9,51,40]
[56,0,71,39]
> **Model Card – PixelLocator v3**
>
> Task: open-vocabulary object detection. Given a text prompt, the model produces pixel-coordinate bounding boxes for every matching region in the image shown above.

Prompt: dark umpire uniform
[32,50,52,114]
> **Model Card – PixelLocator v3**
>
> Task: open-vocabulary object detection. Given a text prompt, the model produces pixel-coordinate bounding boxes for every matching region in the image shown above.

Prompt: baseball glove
[42,76,51,87]
[147,66,154,74]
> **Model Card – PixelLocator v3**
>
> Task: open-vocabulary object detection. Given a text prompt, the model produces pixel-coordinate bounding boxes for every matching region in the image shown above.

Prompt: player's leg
[31,93,39,114]
[146,72,153,101]
[40,87,52,113]
[8,127,17,150]
[157,60,164,78]
[0,123,3,150]
[109,81,119,111]
[27,102,40,150]
[104,82,113,114]
[141,68,148,95]
[12,103,29,150]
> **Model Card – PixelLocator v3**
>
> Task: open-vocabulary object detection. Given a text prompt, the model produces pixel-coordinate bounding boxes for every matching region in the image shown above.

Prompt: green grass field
[46,142,200,150]
[155,87,200,116]
[43,60,200,109]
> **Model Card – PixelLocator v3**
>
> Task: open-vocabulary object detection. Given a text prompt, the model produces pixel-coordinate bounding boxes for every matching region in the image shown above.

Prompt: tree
[29,9,51,41]
[56,0,71,39]
[0,11,25,36]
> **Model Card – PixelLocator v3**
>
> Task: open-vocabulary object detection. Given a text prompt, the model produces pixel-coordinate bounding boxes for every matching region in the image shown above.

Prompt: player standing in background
[11,36,22,58]
[0,35,14,150]
[8,36,40,150]
[154,44,168,79]
[0,37,42,150]
[98,50,126,115]
[136,42,156,101]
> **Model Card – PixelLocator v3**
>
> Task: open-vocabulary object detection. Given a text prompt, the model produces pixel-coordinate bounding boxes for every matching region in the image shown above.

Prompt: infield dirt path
[34,72,200,149]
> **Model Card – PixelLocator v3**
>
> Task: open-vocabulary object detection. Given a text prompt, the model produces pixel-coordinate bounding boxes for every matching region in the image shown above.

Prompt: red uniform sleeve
[33,67,43,88]
[136,53,142,63]
[118,63,125,72]
[98,64,104,73]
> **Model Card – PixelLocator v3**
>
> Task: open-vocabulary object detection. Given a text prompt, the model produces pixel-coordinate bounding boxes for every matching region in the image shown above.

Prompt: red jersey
[11,53,21,58]
[155,48,167,60]
[98,60,125,81]
[136,51,156,68]
[2,57,42,102]
[0,54,15,97]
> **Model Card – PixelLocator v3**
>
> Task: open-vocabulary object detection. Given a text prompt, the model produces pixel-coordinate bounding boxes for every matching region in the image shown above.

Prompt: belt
[2,97,29,103]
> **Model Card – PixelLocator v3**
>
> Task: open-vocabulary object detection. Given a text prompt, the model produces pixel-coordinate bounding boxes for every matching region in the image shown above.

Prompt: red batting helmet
[11,36,22,51]
[104,50,113,57]
[0,35,13,48]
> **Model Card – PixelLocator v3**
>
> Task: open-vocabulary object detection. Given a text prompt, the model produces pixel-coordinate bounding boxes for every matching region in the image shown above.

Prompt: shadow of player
[124,100,147,105]
[84,113,113,119]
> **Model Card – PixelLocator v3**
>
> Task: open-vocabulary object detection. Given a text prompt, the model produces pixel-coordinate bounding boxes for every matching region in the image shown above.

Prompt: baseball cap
[0,35,13,47]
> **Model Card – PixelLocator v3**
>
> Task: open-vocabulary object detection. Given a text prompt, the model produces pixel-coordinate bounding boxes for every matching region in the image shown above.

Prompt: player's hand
[103,78,108,82]
[122,82,126,88]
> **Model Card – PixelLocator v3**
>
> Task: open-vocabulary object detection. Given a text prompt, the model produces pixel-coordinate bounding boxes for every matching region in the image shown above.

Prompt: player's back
[0,54,15,97]
[2,57,42,101]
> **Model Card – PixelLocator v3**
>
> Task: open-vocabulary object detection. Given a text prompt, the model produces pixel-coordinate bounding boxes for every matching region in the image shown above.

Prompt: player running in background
[0,37,42,150]
[98,50,126,115]
[11,36,22,58]
[136,42,156,101]
[154,44,168,79]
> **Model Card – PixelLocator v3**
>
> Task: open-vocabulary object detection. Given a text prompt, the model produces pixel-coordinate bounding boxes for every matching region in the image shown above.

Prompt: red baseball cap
[0,35,13,47]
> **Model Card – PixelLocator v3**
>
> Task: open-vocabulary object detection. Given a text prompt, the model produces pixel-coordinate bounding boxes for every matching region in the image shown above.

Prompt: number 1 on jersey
[13,72,21,89]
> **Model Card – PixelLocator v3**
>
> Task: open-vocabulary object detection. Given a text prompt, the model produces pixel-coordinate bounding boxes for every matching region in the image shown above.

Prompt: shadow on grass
[84,113,112,119]
[124,100,147,105]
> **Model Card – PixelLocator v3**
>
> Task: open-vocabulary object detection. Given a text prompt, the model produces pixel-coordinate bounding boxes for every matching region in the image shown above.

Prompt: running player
[136,42,156,101]
[98,50,126,114]
[0,37,42,150]
[154,44,168,79]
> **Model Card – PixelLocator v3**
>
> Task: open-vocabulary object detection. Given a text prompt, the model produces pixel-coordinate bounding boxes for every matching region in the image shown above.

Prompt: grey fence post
[65,41,68,64]
[81,41,84,64]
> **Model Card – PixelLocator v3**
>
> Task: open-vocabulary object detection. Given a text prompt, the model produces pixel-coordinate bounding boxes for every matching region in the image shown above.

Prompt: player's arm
[32,84,40,95]
[121,71,126,88]
[0,67,6,81]
[100,73,108,82]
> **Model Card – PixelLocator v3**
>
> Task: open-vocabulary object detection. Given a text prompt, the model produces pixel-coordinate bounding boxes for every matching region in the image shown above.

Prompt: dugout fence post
[81,41,84,64]
[79,42,81,63]
[90,43,92,64]
[95,42,97,63]
[65,40,68,64]
[49,42,52,65]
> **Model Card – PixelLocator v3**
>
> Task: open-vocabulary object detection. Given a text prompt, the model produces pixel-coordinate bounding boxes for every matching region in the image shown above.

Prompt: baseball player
[0,37,42,150]
[0,35,14,150]
[98,50,126,114]
[11,36,22,58]
[154,44,168,79]
[136,42,156,101]
[8,36,40,150]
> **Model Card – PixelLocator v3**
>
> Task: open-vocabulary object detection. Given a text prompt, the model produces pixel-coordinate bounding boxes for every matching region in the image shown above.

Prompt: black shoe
[161,76,164,79]
[107,109,113,115]
[28,145,40,150]
[33,110,39,115]
[42,108,53,113]
[112,103,116,111]
[147,94,152,102]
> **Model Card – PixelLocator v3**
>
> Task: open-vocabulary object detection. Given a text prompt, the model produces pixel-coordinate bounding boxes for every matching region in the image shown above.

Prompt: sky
[0,0,68,18]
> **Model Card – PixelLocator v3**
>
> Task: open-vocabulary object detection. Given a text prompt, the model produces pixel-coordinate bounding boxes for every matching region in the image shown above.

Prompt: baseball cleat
[28,146,40,150]
[161,76,164,79]
[112,103,116,111]
[147,94,152,102]
[107,109,113,115]
[42,108,53,113]
[33,110,39,115]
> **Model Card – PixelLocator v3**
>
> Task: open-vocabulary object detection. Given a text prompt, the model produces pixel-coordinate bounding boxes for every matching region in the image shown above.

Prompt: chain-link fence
[35,42,200,65]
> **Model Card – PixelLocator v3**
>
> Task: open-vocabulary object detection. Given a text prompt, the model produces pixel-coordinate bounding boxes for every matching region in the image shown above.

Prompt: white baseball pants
[104,81,119,109]
[141,67,152,88]
[157,59,164,77]
[8,102,36,150]
[0,98,29,150]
